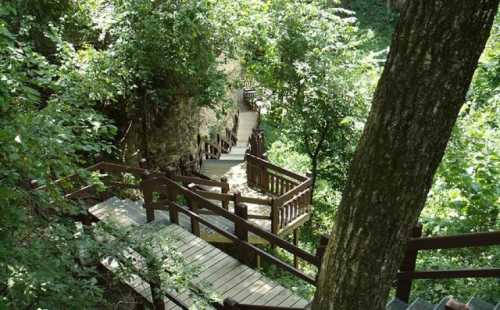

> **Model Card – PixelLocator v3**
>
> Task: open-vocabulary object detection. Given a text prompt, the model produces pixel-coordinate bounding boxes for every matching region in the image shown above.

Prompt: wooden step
[91,198,309,309]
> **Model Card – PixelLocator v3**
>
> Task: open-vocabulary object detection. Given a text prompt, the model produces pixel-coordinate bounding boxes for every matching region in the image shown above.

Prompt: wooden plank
[254,285,288,306]
[291,298,310,308]
[208,265,250,291]
[215,267,256,295]
[221,272,266,300]
[277,294,303,307]
[193,255,239,283]
[265,287,294,306]
[200,259,241,285]
[236,278,278,304]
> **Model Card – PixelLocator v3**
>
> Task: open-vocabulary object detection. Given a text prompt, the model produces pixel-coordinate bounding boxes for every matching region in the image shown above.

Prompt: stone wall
[121,60,242,173]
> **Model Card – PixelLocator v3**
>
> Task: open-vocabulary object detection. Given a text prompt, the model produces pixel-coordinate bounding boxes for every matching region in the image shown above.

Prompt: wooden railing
[315,225,500,304]
[194,111,239,163]
[141,173,320,284]
[395,225,500,302]
[246,154,312,235]
[248,128,266,158]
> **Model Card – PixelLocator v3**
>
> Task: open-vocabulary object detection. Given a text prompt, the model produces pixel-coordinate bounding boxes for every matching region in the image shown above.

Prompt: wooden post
[315,234,330,280]
[141,172,155,223]
[168,189,179,225]
[395,223,423,302]
[261,164,269,192]
[223,298,239,310]
[234,191,242,207]
[293,228,300,268]
[150,280,165,310]
[189,200,200,237]
[271,198,280,235]
[147,258,165,310]
[221,177,230,210]
[235,203,249,265]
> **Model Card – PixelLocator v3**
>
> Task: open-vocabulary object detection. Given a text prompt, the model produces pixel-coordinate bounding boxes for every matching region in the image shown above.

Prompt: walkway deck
[92,197,270,244]
[90,197,309,309]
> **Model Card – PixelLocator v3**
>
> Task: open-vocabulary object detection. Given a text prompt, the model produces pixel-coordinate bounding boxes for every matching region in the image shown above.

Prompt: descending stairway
[90,197,309,309]
[201,103,258,180]
[387,297,500,310]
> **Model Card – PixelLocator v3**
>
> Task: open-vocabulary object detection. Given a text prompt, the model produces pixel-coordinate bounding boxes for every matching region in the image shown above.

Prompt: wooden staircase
[201,103,258,180]
[90,197,309,309]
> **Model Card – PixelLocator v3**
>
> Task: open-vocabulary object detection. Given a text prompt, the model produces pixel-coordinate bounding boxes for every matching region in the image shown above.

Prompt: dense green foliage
[263,2,499,303]
[0,1,237,307]
[242,1,370,191]
[1,0,498,307]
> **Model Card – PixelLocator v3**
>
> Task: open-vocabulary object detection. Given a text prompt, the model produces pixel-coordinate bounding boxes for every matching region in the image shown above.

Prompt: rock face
[121,60,242,172]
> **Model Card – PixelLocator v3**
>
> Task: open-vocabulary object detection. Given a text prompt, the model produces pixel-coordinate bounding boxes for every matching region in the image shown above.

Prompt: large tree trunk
[312,1,498,310]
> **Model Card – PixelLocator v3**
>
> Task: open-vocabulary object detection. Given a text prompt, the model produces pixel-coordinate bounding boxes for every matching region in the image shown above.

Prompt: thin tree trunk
[312,1,498,309]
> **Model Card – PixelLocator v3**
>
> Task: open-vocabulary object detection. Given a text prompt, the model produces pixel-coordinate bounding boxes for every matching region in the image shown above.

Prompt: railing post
[235,203,249,265]
[315,235,330,281]
[146,257,165,310]
[261,161,269,192]
[395,223,423,302]
[293,228,300,268]
[189,200,200,237]
[223,298,239,310]
[141,171,155,223]
[221,177,230,210]
[271,198,280,238]
[168,191,179,225]
[165,168,179,225]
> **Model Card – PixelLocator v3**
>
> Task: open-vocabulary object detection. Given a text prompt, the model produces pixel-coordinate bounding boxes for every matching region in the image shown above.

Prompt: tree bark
[312,1,498,310]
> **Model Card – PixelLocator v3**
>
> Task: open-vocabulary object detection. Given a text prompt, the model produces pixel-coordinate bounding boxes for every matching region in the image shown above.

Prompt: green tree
[313,1,499,309]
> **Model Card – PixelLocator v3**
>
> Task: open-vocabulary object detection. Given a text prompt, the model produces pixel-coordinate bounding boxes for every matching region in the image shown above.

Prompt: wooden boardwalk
[90,197,309,309]
[91,197,270,244]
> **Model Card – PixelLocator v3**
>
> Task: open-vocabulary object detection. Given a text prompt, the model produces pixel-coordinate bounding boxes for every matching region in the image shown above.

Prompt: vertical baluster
[269,174,275,194]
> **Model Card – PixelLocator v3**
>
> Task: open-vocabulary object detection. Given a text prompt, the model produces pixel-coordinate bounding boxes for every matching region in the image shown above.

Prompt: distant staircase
[201,103,258,180]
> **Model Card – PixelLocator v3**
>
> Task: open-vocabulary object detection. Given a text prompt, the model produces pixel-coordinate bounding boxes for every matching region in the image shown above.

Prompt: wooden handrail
[406,231,500,250]
[143,175,320,267]
[168,201,316,285]
[277,179,313,205]
[397,268,500,280]
[246,154,307,182]
[394,227,500,302]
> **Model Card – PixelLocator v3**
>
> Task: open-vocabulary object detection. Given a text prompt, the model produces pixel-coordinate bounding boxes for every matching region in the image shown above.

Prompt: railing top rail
[277,178,313,205]
[407,231,500,251]
[246,154,307,182]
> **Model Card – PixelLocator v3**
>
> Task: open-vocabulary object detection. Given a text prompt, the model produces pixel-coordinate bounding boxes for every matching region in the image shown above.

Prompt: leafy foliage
[243,1,370,190]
